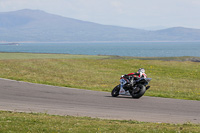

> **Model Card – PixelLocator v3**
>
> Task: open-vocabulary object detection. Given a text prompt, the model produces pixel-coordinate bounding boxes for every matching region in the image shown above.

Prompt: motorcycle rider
[124,68,147,86]
[127,68,147,78]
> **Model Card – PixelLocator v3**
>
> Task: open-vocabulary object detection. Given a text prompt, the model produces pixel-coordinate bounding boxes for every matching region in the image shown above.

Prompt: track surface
[0,78,199,123]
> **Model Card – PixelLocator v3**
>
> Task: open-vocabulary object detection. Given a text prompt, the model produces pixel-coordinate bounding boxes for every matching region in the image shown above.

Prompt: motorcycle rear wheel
[131,84,146,99]
[111,85,120,97]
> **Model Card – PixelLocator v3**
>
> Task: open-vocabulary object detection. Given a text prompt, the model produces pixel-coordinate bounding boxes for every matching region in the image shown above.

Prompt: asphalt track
[0,78,199,124]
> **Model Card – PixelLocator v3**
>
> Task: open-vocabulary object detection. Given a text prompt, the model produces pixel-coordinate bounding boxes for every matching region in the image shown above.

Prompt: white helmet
[138,68,145,74]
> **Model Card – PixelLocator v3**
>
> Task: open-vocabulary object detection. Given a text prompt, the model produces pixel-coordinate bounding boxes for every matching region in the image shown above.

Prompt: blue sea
[0,42,200,57]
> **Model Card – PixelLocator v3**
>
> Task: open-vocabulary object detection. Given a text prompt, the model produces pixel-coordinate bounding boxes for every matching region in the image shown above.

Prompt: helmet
[138,68,145,74]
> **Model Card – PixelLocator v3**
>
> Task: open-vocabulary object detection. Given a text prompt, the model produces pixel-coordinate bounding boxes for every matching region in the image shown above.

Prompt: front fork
[119,77,134,95]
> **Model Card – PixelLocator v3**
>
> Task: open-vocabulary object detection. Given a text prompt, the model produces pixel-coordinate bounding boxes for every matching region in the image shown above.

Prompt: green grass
[0,53,200,100]
[0,111,199,133]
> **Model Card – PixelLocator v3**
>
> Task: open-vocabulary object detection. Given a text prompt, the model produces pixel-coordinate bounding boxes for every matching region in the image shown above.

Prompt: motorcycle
[111,75,152,99]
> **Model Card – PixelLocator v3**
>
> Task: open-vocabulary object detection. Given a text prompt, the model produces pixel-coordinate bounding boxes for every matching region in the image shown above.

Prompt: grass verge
[0,111,200,133]
[0,53,199,100]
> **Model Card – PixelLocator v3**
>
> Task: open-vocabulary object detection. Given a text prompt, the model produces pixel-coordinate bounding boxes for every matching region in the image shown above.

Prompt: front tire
[131,84,146,99]
[111,85,120,97]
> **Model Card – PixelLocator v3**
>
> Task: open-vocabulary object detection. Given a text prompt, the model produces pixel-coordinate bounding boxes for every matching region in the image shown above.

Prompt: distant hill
[1,9,200,42]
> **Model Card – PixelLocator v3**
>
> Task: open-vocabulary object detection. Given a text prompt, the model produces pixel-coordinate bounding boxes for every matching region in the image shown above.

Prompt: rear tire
[131,84,146,99]
[111,85,120,97]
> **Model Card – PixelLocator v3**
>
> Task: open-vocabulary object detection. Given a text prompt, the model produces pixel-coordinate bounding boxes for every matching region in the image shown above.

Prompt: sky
[0,0,200,30]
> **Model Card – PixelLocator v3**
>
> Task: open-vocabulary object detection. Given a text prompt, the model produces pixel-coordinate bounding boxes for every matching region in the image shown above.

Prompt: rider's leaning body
[123,68,147,85]
[125,68,147,78]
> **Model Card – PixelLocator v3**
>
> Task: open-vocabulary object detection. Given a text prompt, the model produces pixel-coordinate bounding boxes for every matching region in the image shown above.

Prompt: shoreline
[0,52,200,62]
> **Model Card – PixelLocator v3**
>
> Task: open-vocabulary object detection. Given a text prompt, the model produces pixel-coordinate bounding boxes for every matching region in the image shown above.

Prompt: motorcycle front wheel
[131,84,146,99]
[111,85,120,97]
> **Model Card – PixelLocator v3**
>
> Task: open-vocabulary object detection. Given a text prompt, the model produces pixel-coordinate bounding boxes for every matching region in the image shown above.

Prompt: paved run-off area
[0,78,199,124]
